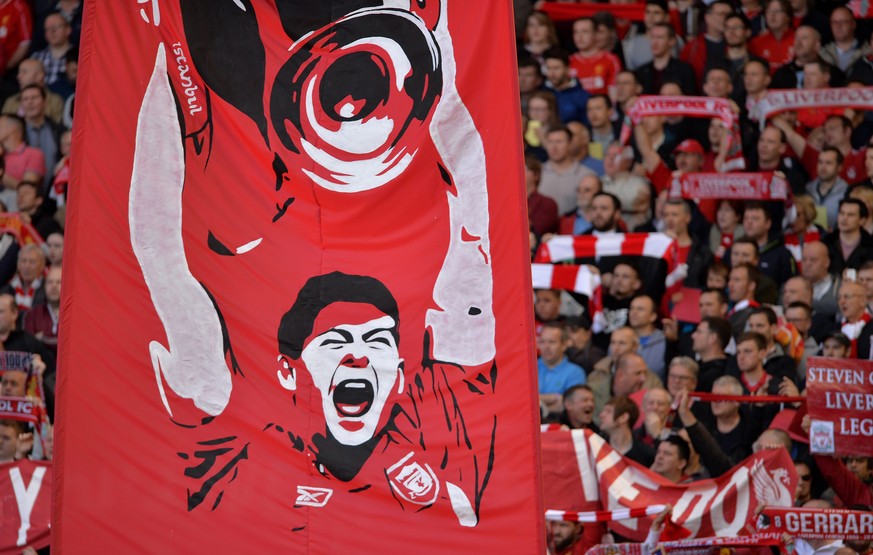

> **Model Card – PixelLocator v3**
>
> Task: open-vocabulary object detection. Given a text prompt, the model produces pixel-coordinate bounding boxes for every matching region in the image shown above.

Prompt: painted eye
[409,0,440,30]
[270,8,442,193]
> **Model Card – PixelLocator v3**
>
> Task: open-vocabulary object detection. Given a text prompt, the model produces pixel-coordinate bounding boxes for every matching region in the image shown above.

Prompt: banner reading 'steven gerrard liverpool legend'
[55,1,542,552]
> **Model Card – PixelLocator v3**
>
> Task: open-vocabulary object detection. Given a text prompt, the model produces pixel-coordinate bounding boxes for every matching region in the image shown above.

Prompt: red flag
[542,429,798,541]
[56,1,543,553]
[0,460,51,555]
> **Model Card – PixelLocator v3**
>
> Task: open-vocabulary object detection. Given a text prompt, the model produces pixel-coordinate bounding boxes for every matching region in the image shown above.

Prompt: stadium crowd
[519,0,873,553]
[0,0,77,513]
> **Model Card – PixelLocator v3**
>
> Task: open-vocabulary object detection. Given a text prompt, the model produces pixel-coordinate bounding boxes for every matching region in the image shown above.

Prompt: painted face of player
[299,307,403,446]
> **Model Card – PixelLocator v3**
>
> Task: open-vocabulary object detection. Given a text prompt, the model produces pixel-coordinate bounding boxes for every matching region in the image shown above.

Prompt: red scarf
[741,369,770,394]
[841,310,872,358]
[728,298,759,317]
[10,274,42,311]
[716,231,733,261]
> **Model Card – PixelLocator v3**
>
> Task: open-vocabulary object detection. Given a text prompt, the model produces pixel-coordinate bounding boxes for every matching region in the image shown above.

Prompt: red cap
[673,139,704,155]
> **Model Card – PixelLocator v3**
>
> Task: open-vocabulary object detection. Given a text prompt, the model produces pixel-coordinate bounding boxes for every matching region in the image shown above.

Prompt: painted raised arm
[425,3,495,366]
[129,44,232,420]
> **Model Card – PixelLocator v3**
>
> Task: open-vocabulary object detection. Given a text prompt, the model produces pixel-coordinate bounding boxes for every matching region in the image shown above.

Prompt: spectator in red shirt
[680,0,732,85]
[569,17,622,99]
[636,121,717,221]
[771,26,825,90]
[0,114,43,204]
[0,0,31,75]
[749,0,795,73]
[797,60,843,132]
[774,113,867,184]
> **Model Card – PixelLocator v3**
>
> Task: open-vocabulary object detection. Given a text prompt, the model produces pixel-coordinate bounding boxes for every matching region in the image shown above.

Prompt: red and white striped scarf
[531,263,605,332]
[545,505,667,523]
[532,233,688,330]
[841,310,872,358]
[10,274,41,311]
[715,231,733,261]
[534,233,687,289]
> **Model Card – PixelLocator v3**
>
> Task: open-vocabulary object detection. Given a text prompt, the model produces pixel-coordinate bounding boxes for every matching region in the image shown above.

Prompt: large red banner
[542,429,798,541]
[55,1,542,553]
[807,356,873,457]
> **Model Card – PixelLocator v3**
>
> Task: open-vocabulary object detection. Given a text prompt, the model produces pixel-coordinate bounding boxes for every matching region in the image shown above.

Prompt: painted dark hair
[278,272,400,359]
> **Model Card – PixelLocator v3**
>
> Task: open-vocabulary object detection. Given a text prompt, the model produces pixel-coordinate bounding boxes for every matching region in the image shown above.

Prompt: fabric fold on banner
[752,87,873,129]
[542,429,798,541]
[669,172,788,201]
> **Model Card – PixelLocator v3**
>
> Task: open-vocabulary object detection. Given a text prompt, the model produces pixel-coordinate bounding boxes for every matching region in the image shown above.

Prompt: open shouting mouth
[333,379,374,418]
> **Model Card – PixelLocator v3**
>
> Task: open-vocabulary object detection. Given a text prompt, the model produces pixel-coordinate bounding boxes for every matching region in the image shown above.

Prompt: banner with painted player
[56,1,542,553]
